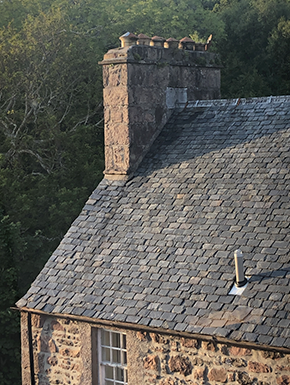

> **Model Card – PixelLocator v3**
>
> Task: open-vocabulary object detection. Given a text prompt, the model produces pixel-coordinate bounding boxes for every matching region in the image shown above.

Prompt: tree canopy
[215,0,290,96]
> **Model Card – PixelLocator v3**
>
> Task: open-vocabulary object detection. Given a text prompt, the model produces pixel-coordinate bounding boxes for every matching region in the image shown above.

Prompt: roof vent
[229,249,248,295]
[234,249,248,287]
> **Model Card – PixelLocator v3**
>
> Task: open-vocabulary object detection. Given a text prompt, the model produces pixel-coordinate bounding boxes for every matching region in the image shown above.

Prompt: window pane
[116,367,124,381]
[124,369,128,382]
[122,334,126,349]
[102,347,110,362]
[122,351,127,365]
[112,349,121,363]
[122,352,127,365]
[102,330,110,346]
[112,332,120,348]
[105,366,114,380]
[105,381,114,385]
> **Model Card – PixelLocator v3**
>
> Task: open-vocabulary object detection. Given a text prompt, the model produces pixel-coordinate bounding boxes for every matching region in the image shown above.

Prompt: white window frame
[98,329,128,385]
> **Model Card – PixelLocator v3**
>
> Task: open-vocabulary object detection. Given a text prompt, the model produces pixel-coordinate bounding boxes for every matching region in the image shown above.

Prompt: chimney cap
[150,36,166,47]
[180,36,195,43]
[179,37,195,50]
[119,32,138,47]
[138,33,150,39]
[164,37,179,49]
[234,249,243,258]
[151,35,166,41]
[137,33,151,46]
[121,32,138,38]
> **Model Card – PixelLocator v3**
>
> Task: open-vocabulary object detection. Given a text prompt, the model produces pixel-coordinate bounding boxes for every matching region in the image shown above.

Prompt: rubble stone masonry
[131,331,290,385]
[20,312,92,385]
[21,313,290,385]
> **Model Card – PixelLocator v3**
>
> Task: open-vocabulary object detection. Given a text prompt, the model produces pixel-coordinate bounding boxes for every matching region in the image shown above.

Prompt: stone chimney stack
[99,33,221,180]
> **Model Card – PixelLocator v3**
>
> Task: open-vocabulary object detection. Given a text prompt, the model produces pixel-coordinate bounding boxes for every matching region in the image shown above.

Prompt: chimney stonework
[99,40,221,180]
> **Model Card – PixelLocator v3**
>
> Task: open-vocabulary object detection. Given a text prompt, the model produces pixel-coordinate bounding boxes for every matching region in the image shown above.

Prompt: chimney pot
[137,33,151,45]
[150,36,166,47]
[119,32,138,47]
[179,37,195,50]
[164,38,179,49]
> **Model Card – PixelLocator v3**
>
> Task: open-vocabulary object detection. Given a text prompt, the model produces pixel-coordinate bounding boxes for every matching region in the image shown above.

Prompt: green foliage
[56,0,225,46]
[215,0,290,97]
[267,17,290,94]
[0,125,104,291]
[113,0,224,40]
[0,8,103,173]
[0,5,104,382]
[0,213,22,384]
[0,308,20,385]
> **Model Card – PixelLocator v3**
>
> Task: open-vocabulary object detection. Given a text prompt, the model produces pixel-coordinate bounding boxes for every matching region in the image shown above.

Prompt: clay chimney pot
[164,38,179,49]
[119,32,138,47]
[179,37,195,50]
[150,36,166,47]
[137,33,151,46]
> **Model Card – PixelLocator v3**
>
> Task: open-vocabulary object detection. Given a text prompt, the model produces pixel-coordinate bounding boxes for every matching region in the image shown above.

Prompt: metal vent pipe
[234,249,248,287]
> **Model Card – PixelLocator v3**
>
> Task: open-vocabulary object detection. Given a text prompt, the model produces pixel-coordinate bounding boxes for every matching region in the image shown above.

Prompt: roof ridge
[177,95,290,110]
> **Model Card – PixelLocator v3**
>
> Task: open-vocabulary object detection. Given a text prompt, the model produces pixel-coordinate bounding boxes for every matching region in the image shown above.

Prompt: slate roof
[17,96,290,349]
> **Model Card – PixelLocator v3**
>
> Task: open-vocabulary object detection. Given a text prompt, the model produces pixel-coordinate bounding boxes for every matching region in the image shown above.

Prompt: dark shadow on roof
[135,98,290,178]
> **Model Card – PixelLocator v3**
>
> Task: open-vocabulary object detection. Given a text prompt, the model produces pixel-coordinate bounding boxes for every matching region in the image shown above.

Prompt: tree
[0,8,101,174]
[267,18,290,94]
[0,7,105,381]
[0,213,23,385]
[214,0,290,97]
[0,5,105,293]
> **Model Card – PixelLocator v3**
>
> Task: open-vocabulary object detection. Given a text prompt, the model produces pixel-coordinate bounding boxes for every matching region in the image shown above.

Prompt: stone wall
[21,313,290,385]
[100,43,221,179]
[20,312,92,385]
[131,331,290,385]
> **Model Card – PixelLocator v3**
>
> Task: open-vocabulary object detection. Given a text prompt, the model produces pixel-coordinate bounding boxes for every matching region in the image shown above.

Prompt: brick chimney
[99,33,221,180]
